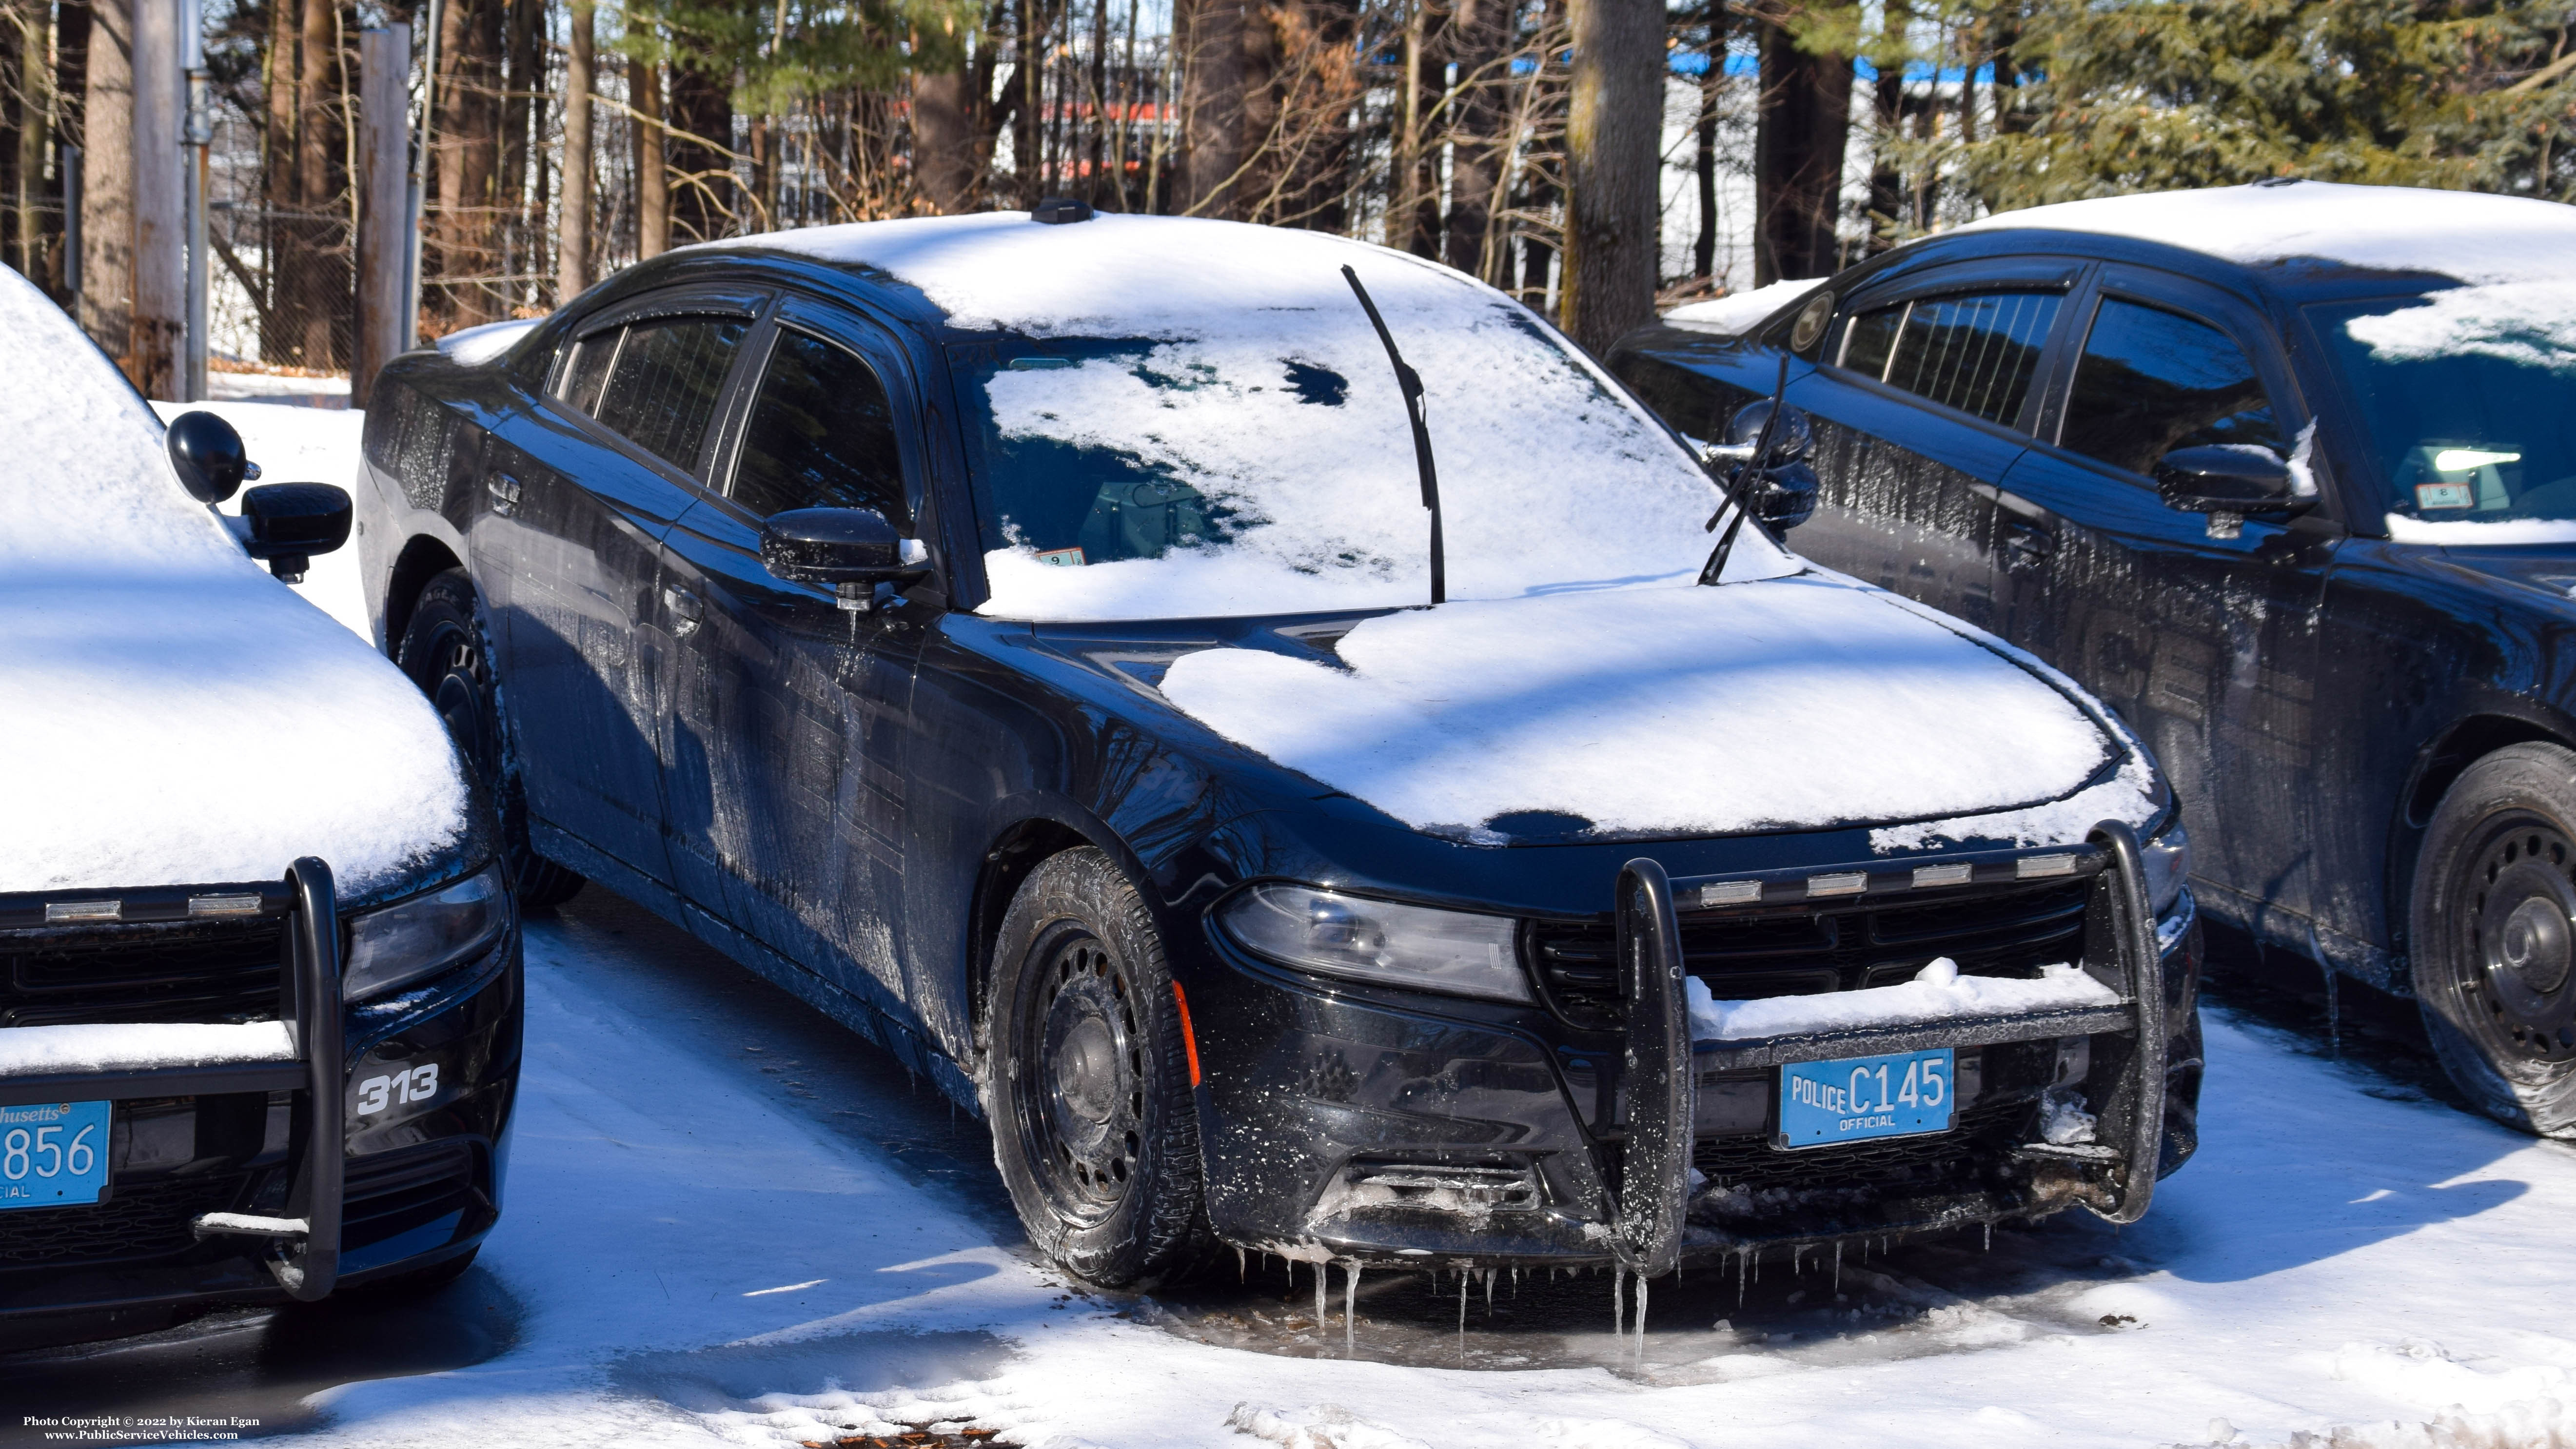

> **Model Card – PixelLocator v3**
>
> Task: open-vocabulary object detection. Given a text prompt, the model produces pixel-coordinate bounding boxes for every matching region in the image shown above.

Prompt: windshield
[2310,285,2576,534]
[944,251,1770,620]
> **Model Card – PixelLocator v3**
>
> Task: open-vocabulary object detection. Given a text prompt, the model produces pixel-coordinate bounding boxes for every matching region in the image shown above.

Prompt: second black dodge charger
[360,208,2199,1289]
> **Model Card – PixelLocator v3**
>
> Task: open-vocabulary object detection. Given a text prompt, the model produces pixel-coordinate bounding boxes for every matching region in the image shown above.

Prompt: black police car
[0,271,519,1345]
[360,206,2199,1290]
[1611,179,2576,1137]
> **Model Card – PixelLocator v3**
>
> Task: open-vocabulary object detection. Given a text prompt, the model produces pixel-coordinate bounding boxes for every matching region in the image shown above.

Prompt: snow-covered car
[357,206,2198,1291]
[0,271,520,1344]
[1609,181,2576,1138]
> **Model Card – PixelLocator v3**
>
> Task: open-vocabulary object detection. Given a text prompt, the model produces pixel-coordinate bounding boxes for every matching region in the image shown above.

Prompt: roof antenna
[1699,350,1789,586]
[1342,265,1445,606]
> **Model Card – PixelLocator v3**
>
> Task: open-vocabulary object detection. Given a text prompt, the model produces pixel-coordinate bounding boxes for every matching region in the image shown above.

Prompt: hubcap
[1018,928,1146,1226]
[2454,819,2576,1063]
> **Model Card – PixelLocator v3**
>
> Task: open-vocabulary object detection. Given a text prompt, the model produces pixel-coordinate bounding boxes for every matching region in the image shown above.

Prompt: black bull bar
[1609,822,2167,1277]
[0,857,344,1301]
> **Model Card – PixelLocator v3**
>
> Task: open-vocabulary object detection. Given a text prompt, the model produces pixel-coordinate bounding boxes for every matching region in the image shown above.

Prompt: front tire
[397,569,585,911]
[2411,742,2576,1136]
[986,848,1210,1287]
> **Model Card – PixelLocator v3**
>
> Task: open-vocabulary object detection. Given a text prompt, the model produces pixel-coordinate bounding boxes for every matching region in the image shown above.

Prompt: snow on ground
[147,399,374,641]
[1158,576,2119,839]
[206,369,353,408]
[134,889,2576,1449]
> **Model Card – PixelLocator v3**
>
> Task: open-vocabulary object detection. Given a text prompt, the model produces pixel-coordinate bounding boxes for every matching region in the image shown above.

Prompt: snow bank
[1687,956,2118,1041]
[1227,1403,1433,1449]
[1158,575,2114,839]
[0,1020,294,1074]
[713,213,1791,621]
[0,268,468,895]
[1961,182,2576,285]
[1663,278,1824,334]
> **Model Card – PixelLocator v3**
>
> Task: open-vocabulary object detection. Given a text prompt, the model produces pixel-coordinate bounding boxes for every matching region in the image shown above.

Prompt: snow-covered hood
[0,269,470,896]
[1158,575,2142,844]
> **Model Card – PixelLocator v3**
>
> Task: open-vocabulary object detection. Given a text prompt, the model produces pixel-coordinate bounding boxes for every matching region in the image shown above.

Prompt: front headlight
[345,864,510,1001]
[2141,822,2192,919]
[1218,883,1529,1002]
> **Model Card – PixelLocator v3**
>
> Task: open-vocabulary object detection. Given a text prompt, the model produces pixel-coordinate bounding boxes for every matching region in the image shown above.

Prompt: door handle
[485,473,523,516]
[2004,521,2056,570]
[662,586,703,638]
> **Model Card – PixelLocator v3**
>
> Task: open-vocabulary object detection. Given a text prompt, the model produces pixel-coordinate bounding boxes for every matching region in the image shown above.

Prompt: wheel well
[966,819,1092,1046]
[384,535,465,662]
[2404,716,2576,831]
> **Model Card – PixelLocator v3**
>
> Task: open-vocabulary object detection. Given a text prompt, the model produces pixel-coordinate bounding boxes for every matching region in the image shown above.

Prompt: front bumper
[0,861,521,1330]
[1188,825,2200,1272]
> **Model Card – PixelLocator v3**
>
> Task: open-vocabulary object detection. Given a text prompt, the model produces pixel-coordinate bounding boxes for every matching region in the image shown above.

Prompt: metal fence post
[356,25,413,403]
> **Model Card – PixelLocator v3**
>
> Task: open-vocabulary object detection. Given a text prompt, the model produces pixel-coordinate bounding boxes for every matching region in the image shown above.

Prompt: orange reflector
[1172,980,1202,1087]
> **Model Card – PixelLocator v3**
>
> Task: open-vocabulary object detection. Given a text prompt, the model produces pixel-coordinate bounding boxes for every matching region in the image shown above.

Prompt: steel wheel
[2443,817,2576,1065]
[1016,925,1148,1227]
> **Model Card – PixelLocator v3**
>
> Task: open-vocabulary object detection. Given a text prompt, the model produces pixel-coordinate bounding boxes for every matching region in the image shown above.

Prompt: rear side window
[730,329,910,526]
[2059,298,2284,476]
[557,314,748,474]
[1837,292,2061,427]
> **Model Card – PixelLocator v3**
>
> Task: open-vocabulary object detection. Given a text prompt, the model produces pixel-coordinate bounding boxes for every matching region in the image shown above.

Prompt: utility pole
[407,0,441,349]
[182,0,208,400]
[355,25,410,401]
[131,0,184,397]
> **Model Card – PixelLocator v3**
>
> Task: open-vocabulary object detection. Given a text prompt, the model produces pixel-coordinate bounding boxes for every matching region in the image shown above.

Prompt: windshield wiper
[1342,265,1446,606]
[1699,351,1791,586]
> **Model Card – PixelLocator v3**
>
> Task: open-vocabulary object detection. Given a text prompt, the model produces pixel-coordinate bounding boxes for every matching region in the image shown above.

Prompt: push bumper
[1189,823,2183,1273]
[0,859,519,1329]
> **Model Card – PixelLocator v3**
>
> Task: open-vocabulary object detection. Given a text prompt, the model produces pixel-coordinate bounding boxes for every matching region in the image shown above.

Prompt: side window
[729,328,910,527]
[2058,298,2284,476]
[557,314,749,475]
[1835,291,2061,427]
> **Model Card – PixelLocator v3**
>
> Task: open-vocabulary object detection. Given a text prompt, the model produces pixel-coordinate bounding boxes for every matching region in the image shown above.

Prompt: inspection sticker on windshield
[1777,1048,1953,1148]
[2417,482,2475,510]
[0,1100,109,1210]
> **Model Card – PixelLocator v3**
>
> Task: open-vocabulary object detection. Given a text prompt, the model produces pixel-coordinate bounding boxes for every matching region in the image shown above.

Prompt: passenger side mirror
[239,483,352,583]
[759,507,932,612]
[2152,445,2305,540]
[1696,402,1819,531]
[166,409,257,504]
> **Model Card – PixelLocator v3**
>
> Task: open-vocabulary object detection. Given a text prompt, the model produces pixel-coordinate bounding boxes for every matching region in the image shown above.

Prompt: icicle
[1236,1246,1246,1281]
[1457,1273,1468,1340]
[1833,1241,1843,1294]
[1753,1248,1761,1284]
[1315,1260,1327,1332]
[1612,1265,1625,1337]
[1485,1268,1495,1311]
[1794,1246,1805,1276]
[1736,1247,1747,1308]
[1344,1262,1361,1353]
[1984,1223,1992,1253]
[1635,1273,1650,1352]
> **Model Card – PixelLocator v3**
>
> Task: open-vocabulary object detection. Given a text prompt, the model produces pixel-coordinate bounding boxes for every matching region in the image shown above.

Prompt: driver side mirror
[759,507,932,612]
[2152,445,2306,540]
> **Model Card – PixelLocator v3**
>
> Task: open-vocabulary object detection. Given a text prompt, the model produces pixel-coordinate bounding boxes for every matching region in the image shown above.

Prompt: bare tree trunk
[558,0,592,296]
[55,0,86,294]
[16,5,53,280]
[77,0,129,362]
[1397,0,1441,255]
[3,18,22,260]
[433,0,501,328]
[666,58,729,241]
[130,0,180,396]
[296,0,346,361]
[629,55,667,256]
[1443,0,1505,276]
[1179,0,1242,215]
[261,0,300,359]
[502,0,540,291]
[1752,18,1849,284]
[1865,0,1904,254]
[913,66,973,211]
[1558,0,1656,352]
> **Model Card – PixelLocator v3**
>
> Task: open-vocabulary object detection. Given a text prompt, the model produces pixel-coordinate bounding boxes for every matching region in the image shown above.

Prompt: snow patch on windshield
[1662,278,1823,335]
[1158,577,2114,839]
[0,1021,294,1074]
[1687,957,2118,1042]
[0,267,469,895]
[707,213,1789,620]
[1961,181,2576,284]
[2342,279,2576,374]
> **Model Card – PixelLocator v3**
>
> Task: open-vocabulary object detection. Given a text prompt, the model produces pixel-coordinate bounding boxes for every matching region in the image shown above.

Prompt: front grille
[1529,877,2092,1029]
[1692,1095,2032,1194]
[0,918,286,1028]
[344,1142,479,1248]
[0,1173,252,1268]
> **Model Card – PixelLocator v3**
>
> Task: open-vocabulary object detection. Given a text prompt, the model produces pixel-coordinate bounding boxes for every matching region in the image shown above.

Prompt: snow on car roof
[0,269,470,895]
[1958,181,2576,285]
[709,213,1797,620]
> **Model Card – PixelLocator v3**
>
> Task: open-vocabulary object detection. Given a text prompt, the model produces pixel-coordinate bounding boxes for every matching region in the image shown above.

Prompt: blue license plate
[1777,1048,1955,1148]
[0,1101,110,1210]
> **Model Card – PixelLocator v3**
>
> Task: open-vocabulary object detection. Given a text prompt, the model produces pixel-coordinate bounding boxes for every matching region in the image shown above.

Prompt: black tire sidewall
[986,848,1208,1287]
[2411,741,2576,1136]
